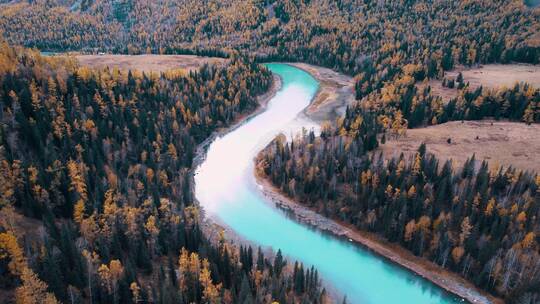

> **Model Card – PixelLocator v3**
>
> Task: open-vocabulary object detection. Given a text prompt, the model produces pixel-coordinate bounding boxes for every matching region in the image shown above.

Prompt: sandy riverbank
[287,63,356,123]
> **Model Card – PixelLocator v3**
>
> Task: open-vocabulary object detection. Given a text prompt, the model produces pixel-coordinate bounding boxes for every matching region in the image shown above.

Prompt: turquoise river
[194,63,464,304]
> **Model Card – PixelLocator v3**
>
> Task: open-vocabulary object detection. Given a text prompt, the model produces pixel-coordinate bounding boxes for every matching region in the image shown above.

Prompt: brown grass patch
[447,64,540,90]
[379,121,540,173]
[75,54,226,73]
[420,64,540,102]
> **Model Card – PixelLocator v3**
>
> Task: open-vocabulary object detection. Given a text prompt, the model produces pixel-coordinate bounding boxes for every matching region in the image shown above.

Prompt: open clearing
[418,64,540,102]
[76,54,226,73]
[446,64,540,89]
[379,121,540,173]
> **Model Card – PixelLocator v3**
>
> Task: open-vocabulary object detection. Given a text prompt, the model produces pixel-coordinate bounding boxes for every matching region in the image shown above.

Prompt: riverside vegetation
[0,44,326,303]
[257,45,540,304]
[1,0,540,303]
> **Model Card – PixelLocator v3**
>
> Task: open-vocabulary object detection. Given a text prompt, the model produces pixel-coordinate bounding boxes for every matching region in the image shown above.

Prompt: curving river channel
[195,63,463,304]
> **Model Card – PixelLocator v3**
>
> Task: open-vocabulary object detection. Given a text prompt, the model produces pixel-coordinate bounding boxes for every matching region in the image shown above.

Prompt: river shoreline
[250,66,504,304]
[254,168,503,304]
[286,62,356,124]
[192,72,284,247]
[192,62,502,304]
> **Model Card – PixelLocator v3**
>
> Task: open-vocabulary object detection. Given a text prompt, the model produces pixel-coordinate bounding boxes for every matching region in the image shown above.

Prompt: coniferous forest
[0,44,325,303]
[1,0,540,303]
[257,40,540,302]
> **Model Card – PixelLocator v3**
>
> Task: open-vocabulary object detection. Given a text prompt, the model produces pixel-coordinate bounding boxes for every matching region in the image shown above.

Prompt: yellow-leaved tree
[1,232,59,304]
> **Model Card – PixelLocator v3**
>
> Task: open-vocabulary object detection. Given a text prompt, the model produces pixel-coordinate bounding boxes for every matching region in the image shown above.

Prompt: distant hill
[1,1,539,67]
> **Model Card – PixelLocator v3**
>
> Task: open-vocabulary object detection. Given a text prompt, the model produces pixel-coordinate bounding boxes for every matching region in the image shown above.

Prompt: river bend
[194,63,462,304]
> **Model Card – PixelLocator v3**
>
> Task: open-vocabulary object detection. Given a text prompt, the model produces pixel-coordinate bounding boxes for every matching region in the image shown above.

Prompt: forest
[2,1,539,67]
[255,9,540,295]
[1,0,540,303]
[1,0,539,123]
[1,0,539,126]
[0,43,327,303]
[258,64,540,303]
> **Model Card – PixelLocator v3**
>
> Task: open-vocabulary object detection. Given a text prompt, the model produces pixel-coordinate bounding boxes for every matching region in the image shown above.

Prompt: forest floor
[75,54,226,73]
[254,168,503,304]
[379,120,540,173]
[288,63,356,123]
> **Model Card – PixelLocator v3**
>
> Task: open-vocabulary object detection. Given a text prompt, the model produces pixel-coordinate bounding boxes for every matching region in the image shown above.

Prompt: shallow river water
[194,63,463,304]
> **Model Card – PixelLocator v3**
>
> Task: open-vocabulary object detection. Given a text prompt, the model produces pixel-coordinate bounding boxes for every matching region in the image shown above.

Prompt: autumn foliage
[0,44,324,303]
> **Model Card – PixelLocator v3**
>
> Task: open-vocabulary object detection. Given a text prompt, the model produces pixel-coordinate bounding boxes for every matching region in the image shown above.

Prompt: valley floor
[446,64,540,90]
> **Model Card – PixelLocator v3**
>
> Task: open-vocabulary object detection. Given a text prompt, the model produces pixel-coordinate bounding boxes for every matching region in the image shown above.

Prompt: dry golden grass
[76,54,226,73]
[448,64,540,90]
[379,121,540,173]
[419,64,540,102]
